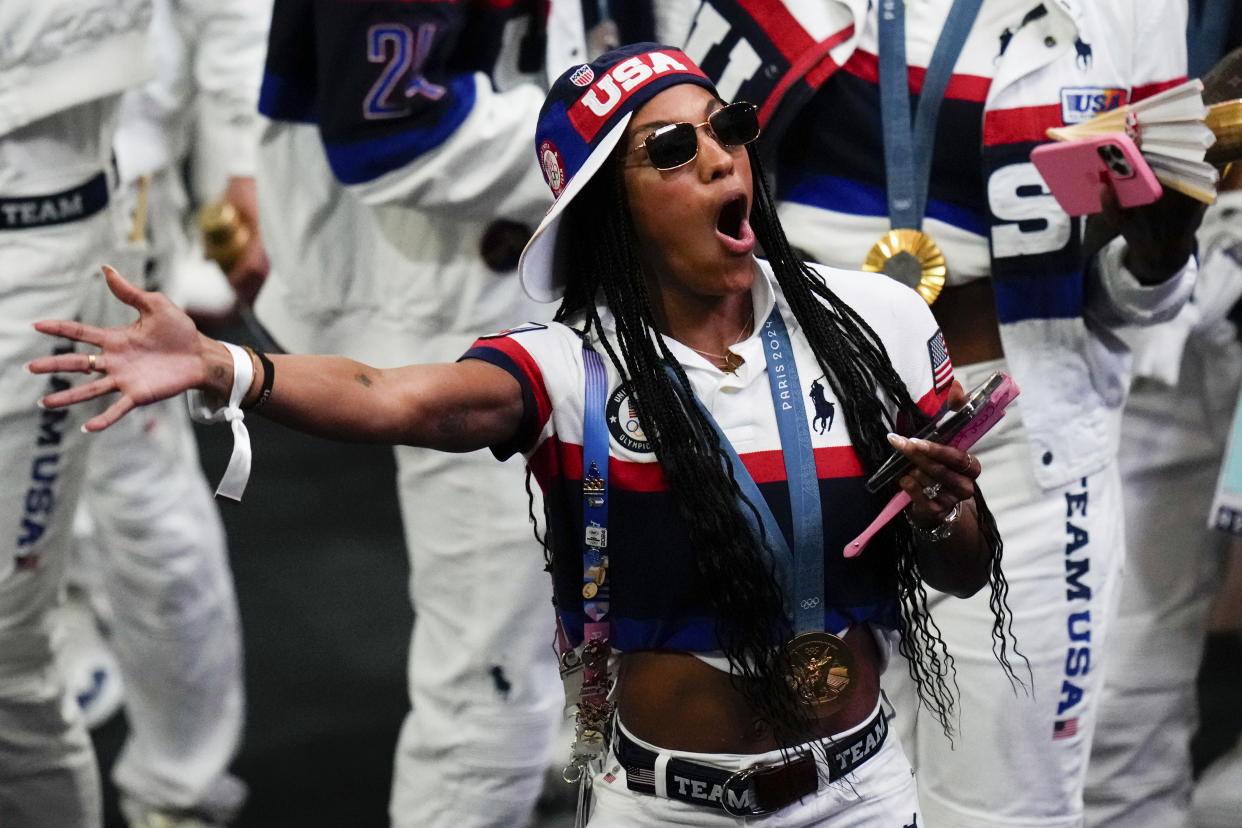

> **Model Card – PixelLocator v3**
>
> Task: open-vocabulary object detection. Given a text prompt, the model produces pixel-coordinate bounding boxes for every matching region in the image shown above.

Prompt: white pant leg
[888,359,1126,828]
[71,161,248,825]
[1192,737,1242,827]
[82,392,247,824]
[1084,335,1242,828]
[0,104,119,828]
[388,445,564,828]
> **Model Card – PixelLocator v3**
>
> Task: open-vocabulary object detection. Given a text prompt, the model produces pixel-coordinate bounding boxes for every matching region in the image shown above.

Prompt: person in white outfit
[0,2,153,826]
[55,1,274,826]
[676,2,1204,825]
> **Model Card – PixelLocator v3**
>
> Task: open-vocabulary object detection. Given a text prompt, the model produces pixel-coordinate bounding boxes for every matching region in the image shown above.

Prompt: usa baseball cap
[518,43,717,303]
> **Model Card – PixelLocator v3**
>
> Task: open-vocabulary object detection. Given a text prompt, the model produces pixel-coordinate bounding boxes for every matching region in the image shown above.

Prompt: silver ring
[922,482,942,500]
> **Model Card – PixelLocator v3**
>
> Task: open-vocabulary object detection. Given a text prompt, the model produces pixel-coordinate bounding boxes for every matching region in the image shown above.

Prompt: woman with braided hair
[29,43,1015,825]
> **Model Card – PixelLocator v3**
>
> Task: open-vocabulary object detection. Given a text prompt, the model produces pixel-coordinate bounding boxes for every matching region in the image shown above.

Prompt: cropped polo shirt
[463,259,952,652]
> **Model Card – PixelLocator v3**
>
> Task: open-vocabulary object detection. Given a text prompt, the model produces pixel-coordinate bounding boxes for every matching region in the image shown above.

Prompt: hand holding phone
[865,372,1019,494]
[1030,132,1163,216]
[845,372,1020,558]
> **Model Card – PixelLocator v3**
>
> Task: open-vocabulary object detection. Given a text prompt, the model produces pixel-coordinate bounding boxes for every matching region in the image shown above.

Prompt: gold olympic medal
[785,631,858,715]
[581,580,599,600]
[863,229,947,305]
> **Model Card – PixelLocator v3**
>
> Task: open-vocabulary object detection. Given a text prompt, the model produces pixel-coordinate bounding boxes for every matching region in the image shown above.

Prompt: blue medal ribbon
[669,307,824,635]
[878,0,985,230]
[1187,0,1233,77]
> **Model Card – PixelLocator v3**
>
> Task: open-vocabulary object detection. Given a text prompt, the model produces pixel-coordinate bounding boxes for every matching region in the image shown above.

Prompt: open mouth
[716,195,748,240]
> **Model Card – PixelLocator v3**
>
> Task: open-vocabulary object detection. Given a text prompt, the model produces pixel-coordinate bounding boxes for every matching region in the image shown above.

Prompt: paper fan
[1047,79,1221,204]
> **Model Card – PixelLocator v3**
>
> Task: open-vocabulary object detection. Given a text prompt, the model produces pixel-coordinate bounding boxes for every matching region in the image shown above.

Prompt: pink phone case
[843,373,1020,559]
[1030,132,1163,216]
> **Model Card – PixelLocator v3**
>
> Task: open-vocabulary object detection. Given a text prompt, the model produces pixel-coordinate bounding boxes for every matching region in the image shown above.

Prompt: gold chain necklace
[688,309,754,375]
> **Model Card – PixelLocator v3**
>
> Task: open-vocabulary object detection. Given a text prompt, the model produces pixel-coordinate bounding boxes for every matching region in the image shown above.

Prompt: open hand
[28,266,219,431]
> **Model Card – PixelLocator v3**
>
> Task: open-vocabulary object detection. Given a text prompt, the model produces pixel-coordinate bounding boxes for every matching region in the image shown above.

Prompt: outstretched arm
[29,267,524,451]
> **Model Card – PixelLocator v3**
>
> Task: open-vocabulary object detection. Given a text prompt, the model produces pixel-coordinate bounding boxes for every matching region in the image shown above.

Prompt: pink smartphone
[846,372,1020,558]
[1030,132,1162,216]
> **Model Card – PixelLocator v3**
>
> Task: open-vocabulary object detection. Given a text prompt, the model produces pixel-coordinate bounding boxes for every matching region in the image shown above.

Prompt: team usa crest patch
[606,384,652,453]
[927,329,953,393]
[570,65,594,87]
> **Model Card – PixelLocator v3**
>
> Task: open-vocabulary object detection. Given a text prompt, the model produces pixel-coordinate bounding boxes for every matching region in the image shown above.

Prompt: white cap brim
[518,115,634,304]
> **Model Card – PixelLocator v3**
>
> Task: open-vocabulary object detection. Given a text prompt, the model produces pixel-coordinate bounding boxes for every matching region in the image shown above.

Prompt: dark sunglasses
[628,101,760,171]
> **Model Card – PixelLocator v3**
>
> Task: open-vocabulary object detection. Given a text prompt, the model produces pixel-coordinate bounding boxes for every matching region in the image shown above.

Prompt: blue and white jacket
[680,0,1196,489]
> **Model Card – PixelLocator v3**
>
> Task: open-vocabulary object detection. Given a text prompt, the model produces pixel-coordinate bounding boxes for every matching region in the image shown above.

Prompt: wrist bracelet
[908,502,961,543]
[242,346,275,410]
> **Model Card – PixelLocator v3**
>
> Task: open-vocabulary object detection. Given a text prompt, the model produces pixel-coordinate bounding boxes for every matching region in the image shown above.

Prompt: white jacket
[113,0,271,196]
[680,0,1195,489]
[0,0,153,138]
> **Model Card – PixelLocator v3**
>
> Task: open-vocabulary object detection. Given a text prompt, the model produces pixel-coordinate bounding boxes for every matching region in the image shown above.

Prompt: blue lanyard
[1187,0,1232,78]
[878,0,984,230]
[581,346,610,622]
[669,307,824,635]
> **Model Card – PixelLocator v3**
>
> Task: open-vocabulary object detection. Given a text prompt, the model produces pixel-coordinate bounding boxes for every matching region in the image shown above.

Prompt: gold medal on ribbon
[785,631,857,714]
[863,229,947,305]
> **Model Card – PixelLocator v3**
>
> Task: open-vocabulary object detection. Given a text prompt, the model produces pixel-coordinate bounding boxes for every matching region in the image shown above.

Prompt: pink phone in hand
[845,372,1020,559]
[1030,132,1163,216]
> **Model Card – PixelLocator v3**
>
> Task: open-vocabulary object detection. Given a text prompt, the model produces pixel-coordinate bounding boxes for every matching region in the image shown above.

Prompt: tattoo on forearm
[213,365,227,383]
[355,373,372,388]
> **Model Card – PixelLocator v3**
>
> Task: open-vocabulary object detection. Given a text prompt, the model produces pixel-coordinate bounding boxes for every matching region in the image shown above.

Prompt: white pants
[587,710,922,826]
[887,358,1126,828]
[0,101,120,828]
[1084,330,1242,827]
[68,164,249,825]
[77,397,247,824]
[388,445,564,828]
[1192,736,1242,827]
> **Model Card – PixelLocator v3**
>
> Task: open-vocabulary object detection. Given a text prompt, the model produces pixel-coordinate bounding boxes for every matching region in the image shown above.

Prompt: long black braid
[550,141,1019,744]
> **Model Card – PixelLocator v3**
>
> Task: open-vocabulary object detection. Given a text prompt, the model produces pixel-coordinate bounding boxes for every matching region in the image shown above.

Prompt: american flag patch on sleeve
[927,329,952,393]
[1053,718,1078,739]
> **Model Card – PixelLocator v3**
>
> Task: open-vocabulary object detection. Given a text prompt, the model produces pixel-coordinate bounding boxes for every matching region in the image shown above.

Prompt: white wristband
[186,341,254,501]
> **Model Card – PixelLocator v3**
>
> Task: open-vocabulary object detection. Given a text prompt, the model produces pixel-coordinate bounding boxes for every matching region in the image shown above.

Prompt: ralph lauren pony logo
[808,378,835,435]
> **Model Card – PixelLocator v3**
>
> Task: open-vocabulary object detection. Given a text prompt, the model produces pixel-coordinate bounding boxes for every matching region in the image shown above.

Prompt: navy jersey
[259,0,543,185]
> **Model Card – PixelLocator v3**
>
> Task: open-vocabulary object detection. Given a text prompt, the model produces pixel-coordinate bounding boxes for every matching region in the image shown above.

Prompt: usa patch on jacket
[1059,87,1127,124]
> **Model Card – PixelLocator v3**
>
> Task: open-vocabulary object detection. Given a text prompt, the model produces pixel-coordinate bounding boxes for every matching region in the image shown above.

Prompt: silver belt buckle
[719,765,776,817]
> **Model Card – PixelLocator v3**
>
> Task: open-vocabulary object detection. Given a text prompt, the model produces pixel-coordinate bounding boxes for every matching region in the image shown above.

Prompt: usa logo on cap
[519,43,720,304]
[570,65,595,87]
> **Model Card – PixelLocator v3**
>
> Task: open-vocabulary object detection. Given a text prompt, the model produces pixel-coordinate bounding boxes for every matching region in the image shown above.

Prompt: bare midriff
[614,625,882,754]
[933,279,1004,365]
